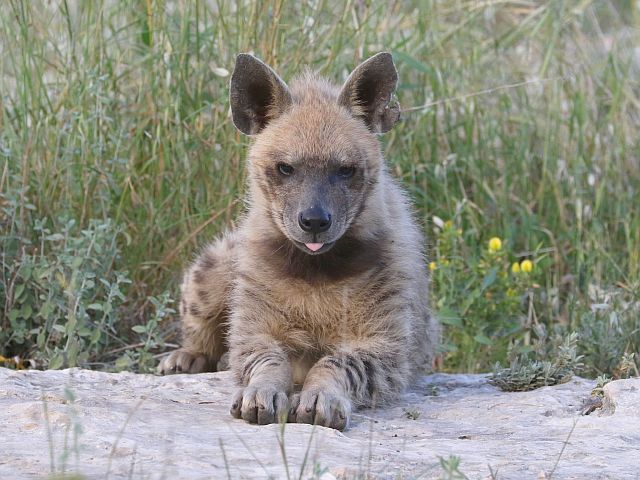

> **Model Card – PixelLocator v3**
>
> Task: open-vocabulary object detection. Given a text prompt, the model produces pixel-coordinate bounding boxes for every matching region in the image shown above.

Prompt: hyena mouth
[294,240,336,255]
[305,243,324,252]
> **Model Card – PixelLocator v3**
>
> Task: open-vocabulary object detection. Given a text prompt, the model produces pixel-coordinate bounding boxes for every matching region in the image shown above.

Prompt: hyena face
[230,53,401,255]
[248,107,378,255]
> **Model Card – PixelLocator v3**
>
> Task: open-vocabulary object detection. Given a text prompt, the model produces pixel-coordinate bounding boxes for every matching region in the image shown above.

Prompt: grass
[1,0,639,376]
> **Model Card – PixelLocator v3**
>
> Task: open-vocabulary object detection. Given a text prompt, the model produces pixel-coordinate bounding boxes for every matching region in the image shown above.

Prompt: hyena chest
[273,284,360,383]
[281,296,354,348]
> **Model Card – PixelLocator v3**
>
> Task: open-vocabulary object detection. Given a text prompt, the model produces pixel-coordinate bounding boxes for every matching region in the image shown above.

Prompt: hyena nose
[298,207,332,233]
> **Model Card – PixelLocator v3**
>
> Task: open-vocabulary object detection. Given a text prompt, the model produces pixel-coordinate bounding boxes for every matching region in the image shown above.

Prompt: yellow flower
[488,237,502,252]
[520,259,533,273]
[444,220,453,229]
[429,262,437,271]
[511,262,520,273]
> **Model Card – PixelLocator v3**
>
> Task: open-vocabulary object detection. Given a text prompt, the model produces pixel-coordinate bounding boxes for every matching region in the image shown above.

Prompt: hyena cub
[158,52,440,430]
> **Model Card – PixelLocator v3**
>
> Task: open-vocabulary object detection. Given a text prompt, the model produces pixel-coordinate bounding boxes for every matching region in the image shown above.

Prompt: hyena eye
[277,163,294,176]
[337,166,356,178]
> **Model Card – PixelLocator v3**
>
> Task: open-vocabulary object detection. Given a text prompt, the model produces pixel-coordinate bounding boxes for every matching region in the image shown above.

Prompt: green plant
[490,331,584,392]
[1,208,131,368]
[115,291,175,373]
[404,407,422,420]
[0,1,638,376]
[574,285,640,378]
[431,219,546,371]
[591,374,611,398]
[1,190,175,370]
[439,455,469,480]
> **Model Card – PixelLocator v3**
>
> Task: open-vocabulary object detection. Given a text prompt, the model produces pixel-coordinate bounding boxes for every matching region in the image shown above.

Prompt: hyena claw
[231,386,289,425]
[157,349,210,375]
[292,389,351,431]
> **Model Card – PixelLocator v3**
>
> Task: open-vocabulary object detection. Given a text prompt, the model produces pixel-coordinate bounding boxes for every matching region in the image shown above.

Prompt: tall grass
[1,0,638,373]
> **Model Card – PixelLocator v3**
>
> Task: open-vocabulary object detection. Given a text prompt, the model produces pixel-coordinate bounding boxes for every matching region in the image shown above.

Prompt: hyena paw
[289,389,351,431]
[157,349,210,375]
[230,385,289,425]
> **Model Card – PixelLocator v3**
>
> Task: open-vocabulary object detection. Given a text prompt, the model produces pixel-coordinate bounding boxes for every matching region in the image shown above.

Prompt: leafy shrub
[1,189,173,370]
[114,291,175,373]
[430,217,546,371]
[488,287,640,390]
[490,330,584,392]
[575,286,640,378]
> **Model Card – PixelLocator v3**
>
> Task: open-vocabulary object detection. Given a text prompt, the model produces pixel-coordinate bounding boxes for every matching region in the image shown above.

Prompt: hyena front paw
[157,349,211,375]
[230,385,289,425]
[289,389,351,431]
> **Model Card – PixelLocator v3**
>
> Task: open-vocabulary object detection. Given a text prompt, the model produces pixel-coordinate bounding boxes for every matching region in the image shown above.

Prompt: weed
[0,195,174,369]
[575,285,640,378]
[591,374,611,398]
[403,407,422,420]
[490,331,584,392]
[438,455,469,480]
[431,220,547,371]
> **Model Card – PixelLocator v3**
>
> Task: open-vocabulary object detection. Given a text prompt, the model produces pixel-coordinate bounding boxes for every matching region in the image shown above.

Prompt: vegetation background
[1,0,638,381]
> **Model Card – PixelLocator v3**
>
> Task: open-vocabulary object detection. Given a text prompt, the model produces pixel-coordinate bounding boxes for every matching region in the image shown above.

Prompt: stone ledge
[0,368,637,479]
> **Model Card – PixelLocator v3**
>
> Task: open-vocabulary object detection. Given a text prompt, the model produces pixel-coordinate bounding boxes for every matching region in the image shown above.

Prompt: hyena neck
[262,231,388,283]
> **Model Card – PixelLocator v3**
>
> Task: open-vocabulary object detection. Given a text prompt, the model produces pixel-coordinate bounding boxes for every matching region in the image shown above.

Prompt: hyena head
[229,53,400,255]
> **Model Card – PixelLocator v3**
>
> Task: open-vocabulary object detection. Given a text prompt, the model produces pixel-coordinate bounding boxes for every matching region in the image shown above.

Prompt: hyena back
[158,52,440,430]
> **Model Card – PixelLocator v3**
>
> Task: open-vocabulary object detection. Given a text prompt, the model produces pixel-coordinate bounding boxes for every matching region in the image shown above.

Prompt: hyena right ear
[229,54,293,135]
[338,52,401,134]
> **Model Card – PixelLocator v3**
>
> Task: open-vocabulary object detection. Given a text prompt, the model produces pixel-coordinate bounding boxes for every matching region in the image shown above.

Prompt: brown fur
[158,53,440,430]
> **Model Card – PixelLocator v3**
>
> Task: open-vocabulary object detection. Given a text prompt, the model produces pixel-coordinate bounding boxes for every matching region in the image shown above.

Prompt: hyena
[158,52,440,430]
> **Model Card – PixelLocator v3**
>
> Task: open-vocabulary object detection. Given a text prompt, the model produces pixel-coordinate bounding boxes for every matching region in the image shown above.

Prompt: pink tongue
[305,243,324,252]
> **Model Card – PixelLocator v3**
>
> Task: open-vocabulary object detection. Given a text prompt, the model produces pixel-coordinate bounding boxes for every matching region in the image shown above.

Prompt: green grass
[1,0,639,375]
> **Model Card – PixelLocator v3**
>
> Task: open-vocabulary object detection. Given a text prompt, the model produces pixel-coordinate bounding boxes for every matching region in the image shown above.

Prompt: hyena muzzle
[158,52,440,430]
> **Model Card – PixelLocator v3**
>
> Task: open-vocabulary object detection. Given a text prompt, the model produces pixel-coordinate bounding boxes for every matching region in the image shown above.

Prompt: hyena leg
[157,234,236,375]
[290,348,410,430]
[229,339,293,425]
[228,310,294,425]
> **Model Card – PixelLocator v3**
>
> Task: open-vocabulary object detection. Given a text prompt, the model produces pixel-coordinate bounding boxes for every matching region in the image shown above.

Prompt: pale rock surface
[0,368,638,479]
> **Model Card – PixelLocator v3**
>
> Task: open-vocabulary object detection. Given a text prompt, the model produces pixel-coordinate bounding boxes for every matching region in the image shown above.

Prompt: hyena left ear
[230,54,293,135]
[338,52,401,133]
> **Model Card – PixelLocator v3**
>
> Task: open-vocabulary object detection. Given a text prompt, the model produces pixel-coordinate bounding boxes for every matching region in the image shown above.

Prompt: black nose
[298,207,332,233]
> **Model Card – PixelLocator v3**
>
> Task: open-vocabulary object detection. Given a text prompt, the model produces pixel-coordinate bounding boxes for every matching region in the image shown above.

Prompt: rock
[0,368,637,479]
[602,378,640,416]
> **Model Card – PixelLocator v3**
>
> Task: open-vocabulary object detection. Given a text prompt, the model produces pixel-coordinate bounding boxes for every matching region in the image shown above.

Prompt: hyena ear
[230,54,293,135]
[338,52,401,134]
